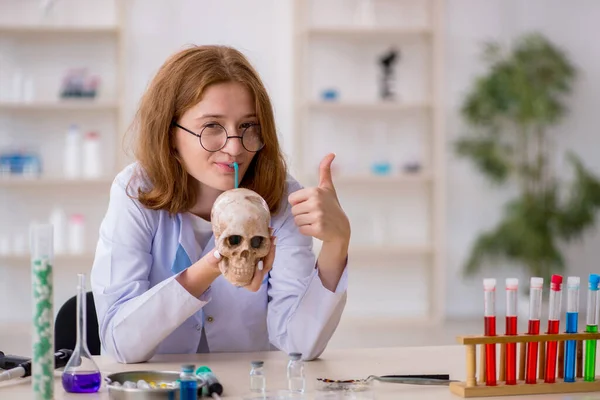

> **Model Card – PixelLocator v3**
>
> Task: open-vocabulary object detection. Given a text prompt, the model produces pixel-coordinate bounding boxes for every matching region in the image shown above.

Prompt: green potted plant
[455,32,600,291]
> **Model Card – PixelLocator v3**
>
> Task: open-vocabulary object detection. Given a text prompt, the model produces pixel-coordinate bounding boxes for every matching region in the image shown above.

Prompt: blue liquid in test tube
[564,276,580,382]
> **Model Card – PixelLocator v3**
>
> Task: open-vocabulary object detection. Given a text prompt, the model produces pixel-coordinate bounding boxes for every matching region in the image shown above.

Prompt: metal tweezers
[318,374,457,386]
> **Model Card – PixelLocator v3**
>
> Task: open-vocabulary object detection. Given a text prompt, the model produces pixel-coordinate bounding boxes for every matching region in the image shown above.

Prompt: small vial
[249,360,266,394]
[287,352,305,393]
[179,364,197,400]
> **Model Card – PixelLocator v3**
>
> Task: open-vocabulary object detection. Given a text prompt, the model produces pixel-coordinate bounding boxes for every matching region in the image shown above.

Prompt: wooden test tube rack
[449,332,600,397]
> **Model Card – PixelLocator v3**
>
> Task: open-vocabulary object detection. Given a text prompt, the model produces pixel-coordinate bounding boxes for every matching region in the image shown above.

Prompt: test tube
[30,224,54,400]
[526,277,543,384]
[483,278,497,386]
[505,278,518,385]
[585,274,600,381]
[564,277,580,382]
[545,274,563,383]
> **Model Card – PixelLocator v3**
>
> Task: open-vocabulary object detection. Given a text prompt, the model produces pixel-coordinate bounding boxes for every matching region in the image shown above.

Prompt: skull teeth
[233,267,253,277]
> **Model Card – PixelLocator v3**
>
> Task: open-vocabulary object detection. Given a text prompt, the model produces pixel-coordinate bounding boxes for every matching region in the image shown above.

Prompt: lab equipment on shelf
[68,214,85,254]
[59,68,100,99]
[49,207,67,255]
[64,124,81,179]
[82,131,102,178]
[0,147,42,178]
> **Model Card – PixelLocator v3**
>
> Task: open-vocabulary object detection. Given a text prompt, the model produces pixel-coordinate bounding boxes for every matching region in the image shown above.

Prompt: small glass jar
[249,360,266,394]
[287,352,305,393]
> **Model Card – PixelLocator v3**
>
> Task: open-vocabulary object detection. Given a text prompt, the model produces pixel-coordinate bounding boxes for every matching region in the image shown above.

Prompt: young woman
[90,45,351,364]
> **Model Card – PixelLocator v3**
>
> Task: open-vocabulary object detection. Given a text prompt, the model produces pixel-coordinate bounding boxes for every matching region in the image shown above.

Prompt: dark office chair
[54,291,101,355]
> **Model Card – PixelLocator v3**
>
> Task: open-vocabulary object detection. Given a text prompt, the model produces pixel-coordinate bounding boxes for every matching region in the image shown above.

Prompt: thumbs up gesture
[288,153,351,244]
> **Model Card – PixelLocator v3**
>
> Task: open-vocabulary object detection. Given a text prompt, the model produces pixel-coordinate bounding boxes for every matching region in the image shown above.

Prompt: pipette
[526,277,543,384]
[564,276,580,382]
[0,349,73,383]
[229,162,239,188]
[483,278,497,386]
[505,278,518,385]
[585,274,600,381]
[545,274,563,383]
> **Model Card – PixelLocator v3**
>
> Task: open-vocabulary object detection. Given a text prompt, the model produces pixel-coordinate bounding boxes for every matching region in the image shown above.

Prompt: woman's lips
[215,162,236,173]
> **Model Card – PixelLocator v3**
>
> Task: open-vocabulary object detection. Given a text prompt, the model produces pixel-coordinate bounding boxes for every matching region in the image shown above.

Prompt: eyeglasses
[174,122,265,153]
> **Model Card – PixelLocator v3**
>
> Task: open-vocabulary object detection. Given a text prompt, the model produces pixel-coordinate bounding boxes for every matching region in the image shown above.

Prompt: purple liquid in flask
[61,274,102,393]
[62,371,102,393]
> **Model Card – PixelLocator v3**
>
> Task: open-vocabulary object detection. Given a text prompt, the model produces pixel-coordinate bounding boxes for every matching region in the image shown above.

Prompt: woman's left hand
[288,153,351,246]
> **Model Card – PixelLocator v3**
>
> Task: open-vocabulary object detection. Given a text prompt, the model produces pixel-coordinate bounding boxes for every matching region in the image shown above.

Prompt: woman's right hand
[176,249,222,298]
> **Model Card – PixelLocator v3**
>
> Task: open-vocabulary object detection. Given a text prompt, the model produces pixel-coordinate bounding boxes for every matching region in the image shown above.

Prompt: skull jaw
[219,257,256,287]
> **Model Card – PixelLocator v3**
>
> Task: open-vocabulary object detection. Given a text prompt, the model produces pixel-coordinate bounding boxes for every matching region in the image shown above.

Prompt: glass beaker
[61,273,101,393]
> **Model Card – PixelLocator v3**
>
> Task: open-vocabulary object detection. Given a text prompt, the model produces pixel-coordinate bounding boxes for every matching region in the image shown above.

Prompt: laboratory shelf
[0,177,115,187]
[333,172,432,184]
[292,0,446,324]
[0,100,119,111]
[0,254,96,266]
[0,25,119,35]
[306,101,431,112]
[301,171,432,186]
[305,26,432,40]
[349,244,433,259]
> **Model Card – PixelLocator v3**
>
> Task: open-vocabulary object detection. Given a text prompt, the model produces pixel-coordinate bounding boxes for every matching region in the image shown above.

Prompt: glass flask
[61,273,101,393]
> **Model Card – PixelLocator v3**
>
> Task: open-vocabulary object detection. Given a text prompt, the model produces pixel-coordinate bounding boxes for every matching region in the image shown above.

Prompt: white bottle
[64,124,81,179]
[49,207,67,254]
[68,214,85,254]
[82,131,102,179]
[0,234,10,255]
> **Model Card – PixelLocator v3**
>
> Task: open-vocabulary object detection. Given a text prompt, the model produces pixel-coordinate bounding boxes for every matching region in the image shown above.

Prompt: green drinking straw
[230,162,239,188]
[585,273,600,381]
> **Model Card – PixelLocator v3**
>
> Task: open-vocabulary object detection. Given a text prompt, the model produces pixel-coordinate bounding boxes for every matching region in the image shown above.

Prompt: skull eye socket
[250,236,264,249]
[227,235,242,246]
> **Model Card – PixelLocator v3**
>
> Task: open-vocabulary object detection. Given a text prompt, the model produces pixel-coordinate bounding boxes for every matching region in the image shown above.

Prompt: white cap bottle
[64,124,81,179]
[68,214,85,254]
[49,207,67,254]
[82,131,101,179]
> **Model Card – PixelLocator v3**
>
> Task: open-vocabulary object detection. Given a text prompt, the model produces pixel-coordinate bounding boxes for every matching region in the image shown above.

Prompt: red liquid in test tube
[525,277,543,384]
[484,278,497,386]
[545,275,563,383]
[505,278,518,385]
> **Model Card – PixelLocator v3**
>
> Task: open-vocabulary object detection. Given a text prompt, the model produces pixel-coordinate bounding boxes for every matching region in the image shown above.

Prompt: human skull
[210,188,271,287]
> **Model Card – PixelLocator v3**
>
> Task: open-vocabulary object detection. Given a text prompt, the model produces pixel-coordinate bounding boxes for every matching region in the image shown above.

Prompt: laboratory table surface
[1,345,600,399]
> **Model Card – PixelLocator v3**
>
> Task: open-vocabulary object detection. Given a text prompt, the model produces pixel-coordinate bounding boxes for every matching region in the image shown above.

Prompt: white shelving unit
[292,0,445,324]
[0,0,126,324]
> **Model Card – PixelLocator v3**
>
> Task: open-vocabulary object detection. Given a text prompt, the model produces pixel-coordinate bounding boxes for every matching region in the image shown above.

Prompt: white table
[0,345,596,399]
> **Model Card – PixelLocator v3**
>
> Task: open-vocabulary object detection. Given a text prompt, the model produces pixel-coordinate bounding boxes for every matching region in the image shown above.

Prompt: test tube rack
[449,331,600,397]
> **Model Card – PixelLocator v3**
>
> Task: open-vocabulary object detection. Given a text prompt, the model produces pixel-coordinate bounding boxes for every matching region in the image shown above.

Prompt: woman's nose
[221,134,245,156]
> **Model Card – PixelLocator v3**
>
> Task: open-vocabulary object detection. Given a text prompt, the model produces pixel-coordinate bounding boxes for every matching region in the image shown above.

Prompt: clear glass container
[287,353,305,393]
[250,360,266,394]
[61,273,101,393]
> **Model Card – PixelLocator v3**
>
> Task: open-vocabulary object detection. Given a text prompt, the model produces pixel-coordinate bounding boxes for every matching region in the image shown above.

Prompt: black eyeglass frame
[173,122,265,153]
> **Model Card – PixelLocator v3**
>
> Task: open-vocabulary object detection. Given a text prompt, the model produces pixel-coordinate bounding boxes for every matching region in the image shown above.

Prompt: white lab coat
[90,163,348,363]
